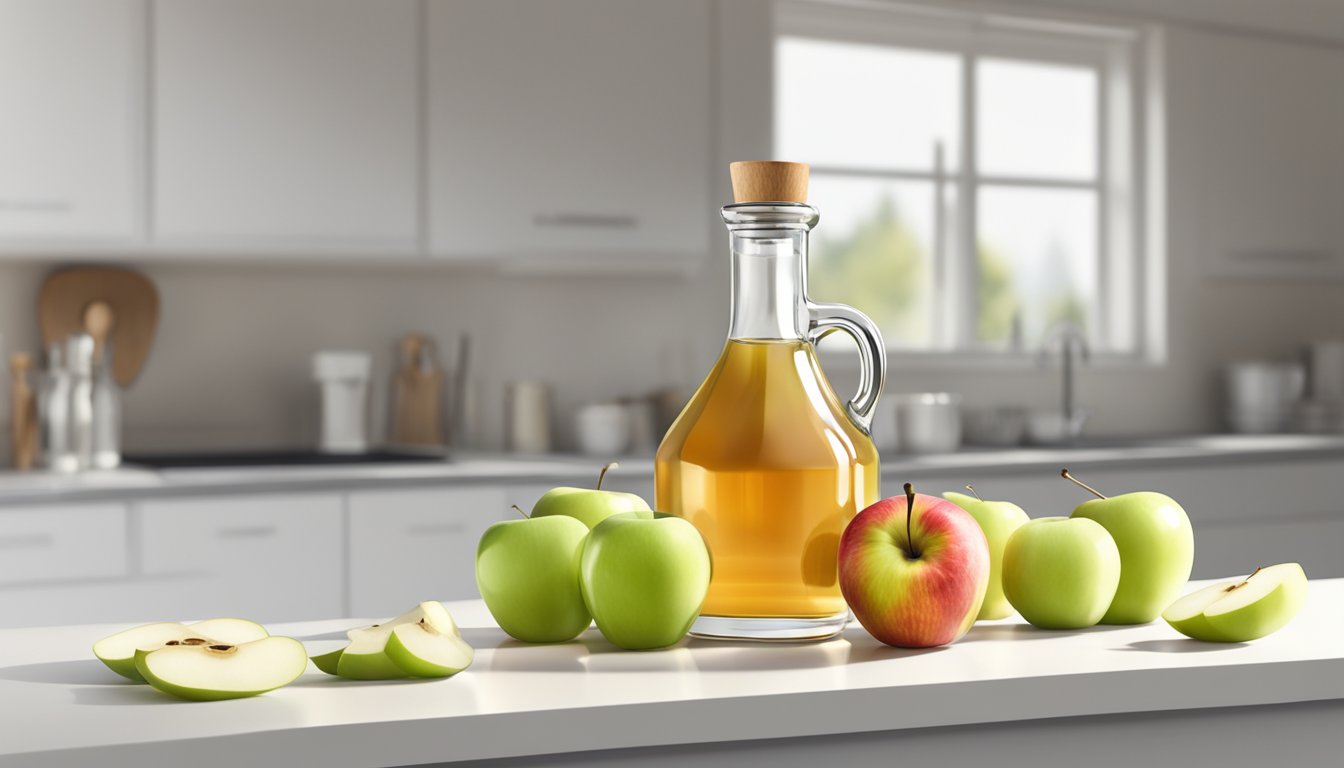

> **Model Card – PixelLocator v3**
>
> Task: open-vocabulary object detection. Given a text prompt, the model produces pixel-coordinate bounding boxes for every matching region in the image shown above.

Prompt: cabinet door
[138,494,344,622]
[348,486,507,616]
[153,0,419,247]
[427,0,712,263]
[0,0,143,240]
[1174,28,1344,278]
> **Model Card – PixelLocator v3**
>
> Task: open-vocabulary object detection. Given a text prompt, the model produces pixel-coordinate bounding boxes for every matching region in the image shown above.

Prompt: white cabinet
[153,0,419,248]
[137,494,344,622]
[1173,28,1344,278]
[427,0,712,264]
[0,503,128,586]
[0,502,130,628]
[348,486,507,616]
[0,0,143,241]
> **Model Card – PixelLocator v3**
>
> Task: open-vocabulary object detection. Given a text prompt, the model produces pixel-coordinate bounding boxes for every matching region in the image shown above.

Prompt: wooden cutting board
[391,334,445,447]
[38,267,159,388]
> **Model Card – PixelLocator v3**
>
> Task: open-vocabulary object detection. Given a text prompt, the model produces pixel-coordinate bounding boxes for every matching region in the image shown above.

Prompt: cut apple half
[1163,563,1308,642]
[93,618,268,682]
[384,601,474,678]
[135,636,307,701]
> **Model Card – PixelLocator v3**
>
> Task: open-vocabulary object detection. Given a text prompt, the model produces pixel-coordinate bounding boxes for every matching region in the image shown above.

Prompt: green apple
[580,513,710,650]
[476,513,592,643]
[1163,563,1308,642]
[135,636,307,701]
[93,618,269,682]
[943,487,1030,620]
[315,602,474,679]
[1063,469,1194,624]
[1002,516,1121,629]
[531,462,653,529]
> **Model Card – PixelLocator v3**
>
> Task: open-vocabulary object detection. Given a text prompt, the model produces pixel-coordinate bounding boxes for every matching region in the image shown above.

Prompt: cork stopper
[729,161,809,203]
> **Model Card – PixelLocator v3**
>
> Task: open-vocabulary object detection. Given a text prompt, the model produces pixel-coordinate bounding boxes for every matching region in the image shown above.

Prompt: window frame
[774,0,1164,367]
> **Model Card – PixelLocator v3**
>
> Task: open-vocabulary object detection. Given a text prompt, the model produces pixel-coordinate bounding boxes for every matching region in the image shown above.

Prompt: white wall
[1,2,1343,454]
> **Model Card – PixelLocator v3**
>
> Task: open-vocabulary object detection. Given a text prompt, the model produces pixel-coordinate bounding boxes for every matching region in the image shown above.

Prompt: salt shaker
[92,342,122,469]
[41,341,76,472]
[66,334,95,470]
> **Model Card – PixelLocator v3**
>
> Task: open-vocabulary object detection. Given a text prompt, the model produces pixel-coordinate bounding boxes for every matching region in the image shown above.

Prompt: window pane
[977,59,1098,180]
[976,186,1097,348]
[809,175,942,349]
[776,36,961,172]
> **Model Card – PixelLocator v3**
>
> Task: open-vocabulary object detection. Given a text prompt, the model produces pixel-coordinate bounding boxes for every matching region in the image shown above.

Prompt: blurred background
[2,0,1343,627]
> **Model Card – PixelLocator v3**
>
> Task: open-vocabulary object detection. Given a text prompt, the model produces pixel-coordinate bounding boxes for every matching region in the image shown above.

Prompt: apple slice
[93,618,268,682]
[336,623,412,680]
[384,601,474,678]
[315,602,472,680]
[310,648,344,675]
[135,636,307,701]
[1163,563,1308,642]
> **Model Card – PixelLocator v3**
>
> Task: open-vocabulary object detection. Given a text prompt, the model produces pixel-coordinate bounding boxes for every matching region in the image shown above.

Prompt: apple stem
[903,482,921,559]
[596,462,619,491]
[511,504,528,519]
[965,484,983,502]
[1060,468,1107,500]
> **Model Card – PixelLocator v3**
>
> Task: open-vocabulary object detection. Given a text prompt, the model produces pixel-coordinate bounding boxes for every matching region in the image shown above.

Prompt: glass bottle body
[655,204,885,640]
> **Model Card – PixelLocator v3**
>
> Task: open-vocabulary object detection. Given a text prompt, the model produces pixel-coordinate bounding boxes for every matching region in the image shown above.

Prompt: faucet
[1039,322,1090,436]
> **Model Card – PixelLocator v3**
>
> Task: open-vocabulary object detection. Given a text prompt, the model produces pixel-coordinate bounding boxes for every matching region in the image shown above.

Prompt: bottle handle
[807,302,887,433]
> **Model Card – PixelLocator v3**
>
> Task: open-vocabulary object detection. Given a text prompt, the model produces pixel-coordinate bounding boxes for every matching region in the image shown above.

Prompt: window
[775,1,1160,360]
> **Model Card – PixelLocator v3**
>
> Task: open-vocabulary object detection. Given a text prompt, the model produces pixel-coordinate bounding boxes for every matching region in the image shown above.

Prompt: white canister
[507,380,552,454]
[893,393,963,454]
[312,351,372,453]
[1225,361,1304,433]
[575,403,631,457]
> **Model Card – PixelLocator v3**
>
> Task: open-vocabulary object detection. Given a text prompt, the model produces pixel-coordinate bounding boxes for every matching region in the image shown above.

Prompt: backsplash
[2,238,1341,459]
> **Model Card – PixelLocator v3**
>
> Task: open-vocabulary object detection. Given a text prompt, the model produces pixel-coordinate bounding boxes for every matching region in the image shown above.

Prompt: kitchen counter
[1,578,1341,767]
[2,433,1344,506]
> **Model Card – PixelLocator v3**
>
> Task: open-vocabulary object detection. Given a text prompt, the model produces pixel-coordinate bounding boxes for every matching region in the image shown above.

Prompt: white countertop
[2,434,1344,506]
[1,578,1340,767]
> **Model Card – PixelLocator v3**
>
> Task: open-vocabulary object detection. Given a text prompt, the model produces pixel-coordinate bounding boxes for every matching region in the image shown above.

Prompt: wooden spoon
[83,301,116,364]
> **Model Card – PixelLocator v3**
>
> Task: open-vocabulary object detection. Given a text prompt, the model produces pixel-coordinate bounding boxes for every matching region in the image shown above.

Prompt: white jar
[575,403,631,457]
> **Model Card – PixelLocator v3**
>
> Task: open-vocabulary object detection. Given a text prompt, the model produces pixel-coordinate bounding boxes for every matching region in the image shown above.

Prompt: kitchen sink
[123,449,449,469]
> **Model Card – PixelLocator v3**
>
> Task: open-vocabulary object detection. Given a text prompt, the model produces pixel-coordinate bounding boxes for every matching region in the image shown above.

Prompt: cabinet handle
[0,533,55,550]
[1229,249,1335,263]
[534,212,639,230]
[0,199,72,213]
[405,522,467,536]
[215,525,278,539]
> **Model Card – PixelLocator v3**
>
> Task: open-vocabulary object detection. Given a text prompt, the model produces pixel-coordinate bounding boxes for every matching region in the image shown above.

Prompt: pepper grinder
[9,353,38,469]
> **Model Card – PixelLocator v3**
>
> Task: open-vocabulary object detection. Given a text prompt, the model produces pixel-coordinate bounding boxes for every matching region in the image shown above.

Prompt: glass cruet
[655,161,886,641]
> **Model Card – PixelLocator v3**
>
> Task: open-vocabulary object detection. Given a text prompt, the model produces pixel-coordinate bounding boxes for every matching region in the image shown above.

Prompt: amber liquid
[655,339,879,618]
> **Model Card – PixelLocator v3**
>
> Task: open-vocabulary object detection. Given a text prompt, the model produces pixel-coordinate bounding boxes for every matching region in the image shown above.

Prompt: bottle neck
[728,230,809,341]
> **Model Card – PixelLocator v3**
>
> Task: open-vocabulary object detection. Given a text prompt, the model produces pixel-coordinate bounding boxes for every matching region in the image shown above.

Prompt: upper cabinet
[426,0,713,265]
[1,0,714,266]
[153,0,419,249]
[0,0,144,241]
[1172,28,1344,279]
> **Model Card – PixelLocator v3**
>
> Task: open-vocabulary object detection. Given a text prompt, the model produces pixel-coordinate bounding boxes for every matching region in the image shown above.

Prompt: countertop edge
[3,438,1344,507]
[9,658,1342,767]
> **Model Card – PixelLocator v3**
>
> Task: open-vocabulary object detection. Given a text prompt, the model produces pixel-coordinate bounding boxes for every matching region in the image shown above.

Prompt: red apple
[839,484,990,648]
